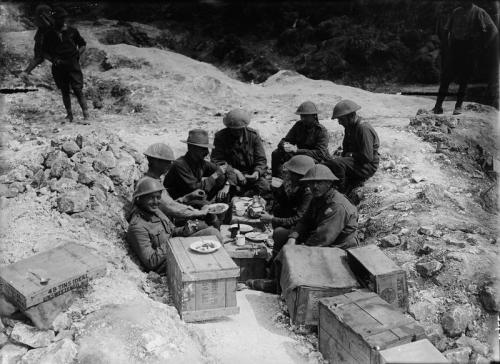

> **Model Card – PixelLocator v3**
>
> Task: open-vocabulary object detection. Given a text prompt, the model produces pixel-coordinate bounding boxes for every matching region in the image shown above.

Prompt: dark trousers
[436,39,475,108]
[231,177,271,199]
[52,60,87,115]
[323,157,371,195]
[271,148,294,178]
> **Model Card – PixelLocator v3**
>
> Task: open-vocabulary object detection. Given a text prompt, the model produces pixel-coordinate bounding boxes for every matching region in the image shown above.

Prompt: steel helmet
[143,143,175,161]
[283,155,316,176]
[300,164,339,182]
[295,101,318,115]
[133,177,164,199]
[331,100,361,119]
[35,4,54,27]
[223,109,251,128]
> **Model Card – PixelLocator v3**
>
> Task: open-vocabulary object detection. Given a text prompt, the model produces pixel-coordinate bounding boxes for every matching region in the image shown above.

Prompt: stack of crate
[316,244,449,363]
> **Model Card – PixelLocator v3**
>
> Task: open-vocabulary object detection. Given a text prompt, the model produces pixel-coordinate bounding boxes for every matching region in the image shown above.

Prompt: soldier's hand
[333,147,343,157]
[259,212,273,223]
[285,238,296,246]
[216,183,230,201]
[245,171,259,182]
[234,169,246,184]
[218,163,228,175]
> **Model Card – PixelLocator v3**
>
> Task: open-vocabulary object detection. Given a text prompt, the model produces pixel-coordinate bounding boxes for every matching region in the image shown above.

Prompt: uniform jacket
[211,127,267,176]
[42,25,85,62]
[289,188,358,247]
[342,116,379,177]
[127,207,183,272]
[446,4,498,43]
[279,120,329,162]
[272,185,313,229]
[164,153,223,200]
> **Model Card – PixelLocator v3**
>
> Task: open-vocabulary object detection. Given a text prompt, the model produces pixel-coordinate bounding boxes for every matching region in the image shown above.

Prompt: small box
[378,339,449,363]
[278,246,360,326]
[318,289,426,364]
[347,244,408,311]
[0,243,106,310]
[165,236,240,322]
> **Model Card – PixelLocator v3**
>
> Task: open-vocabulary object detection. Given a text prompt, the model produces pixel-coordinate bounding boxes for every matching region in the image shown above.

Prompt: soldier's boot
[432,95,445,115]
[74,88,90,124]
[454,85,466,115]
[61,91,73,123]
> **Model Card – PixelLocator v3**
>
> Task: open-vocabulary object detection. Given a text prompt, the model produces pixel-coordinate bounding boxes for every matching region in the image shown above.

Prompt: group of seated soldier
[126,99,380,291]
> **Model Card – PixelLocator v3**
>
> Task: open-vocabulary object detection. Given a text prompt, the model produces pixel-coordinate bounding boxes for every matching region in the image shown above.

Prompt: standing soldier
[42,6,90,124]
[271,101,329,178]
[19,5,54,80]
[324,100,379,196]
[211,109,270,197]
[432,0,498,115]
[164,129,229,207]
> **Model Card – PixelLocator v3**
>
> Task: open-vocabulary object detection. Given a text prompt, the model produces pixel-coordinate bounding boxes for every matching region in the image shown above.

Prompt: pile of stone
[0,131,147,218]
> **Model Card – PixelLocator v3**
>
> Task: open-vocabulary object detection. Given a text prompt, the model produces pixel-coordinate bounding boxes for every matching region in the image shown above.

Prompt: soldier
[211,109,270,197]
[432,0,498,115]
[259,155,314,260]
[271,101,329,178]
[41,6,89,124]
[19,5,54,80]
[127,178,221,273]
[130,142,208,221]
[246,165,359,293]
[164,129,229,207]
[324,100,379,195]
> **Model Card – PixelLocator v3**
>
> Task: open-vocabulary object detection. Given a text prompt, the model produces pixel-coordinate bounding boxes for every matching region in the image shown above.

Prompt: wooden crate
[318,289,426,364]
[279,246,360,326]
[0,243,106,310]
[347,244,408,311]
[165,236,240,322]
[378,339,448,363]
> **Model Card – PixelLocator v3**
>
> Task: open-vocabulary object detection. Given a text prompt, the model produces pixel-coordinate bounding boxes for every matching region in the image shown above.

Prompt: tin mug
[236,234,245,246]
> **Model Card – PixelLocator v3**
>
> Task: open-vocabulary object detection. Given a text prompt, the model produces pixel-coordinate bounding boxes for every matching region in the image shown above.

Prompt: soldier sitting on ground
[246,164,359,293]
[164,129,230,207]
[127,178,222,273]
[41,6,90,124]
[324,99,379,196]
[211,109,270,198]
[259,155,314,261]
[271,101,329,178]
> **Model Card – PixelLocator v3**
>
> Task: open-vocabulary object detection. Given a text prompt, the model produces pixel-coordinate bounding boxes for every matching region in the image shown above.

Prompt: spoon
[29,270,49,285]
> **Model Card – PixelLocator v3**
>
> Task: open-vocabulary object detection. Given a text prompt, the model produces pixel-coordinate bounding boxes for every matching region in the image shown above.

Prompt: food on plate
[206,203,229,214]
[245,232,268,241]
[190,240,221,253]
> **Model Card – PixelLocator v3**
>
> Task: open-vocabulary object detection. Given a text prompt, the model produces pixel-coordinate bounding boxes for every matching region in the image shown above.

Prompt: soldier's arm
[272,189,313,228]
[252,134,268,176]
[304,205,345,247]
[288,202,314,241]
[159,190,205,219]
[210,133,228,165]
[282,122,299,145]
[351,126,376,163]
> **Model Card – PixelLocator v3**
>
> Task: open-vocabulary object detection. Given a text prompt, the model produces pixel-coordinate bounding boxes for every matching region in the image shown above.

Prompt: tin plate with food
[206,203,229,214]
[190,240,222,254]
[245,232,268,242]
[230,224,253,233]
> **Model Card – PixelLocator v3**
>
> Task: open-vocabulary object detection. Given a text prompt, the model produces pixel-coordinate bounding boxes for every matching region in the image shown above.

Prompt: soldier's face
[308,180,331,198]
[189,145,209,161]
[229,128,244,138]
[137,191,162,213]
[338,113,355,128]
[155,159,173,174]
[300,114,316,124]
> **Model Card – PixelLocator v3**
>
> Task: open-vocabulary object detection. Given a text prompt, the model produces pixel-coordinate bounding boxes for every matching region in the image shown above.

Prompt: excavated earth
[0,10,499,364]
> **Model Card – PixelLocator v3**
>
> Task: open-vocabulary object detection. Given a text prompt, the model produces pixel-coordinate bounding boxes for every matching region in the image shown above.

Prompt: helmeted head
[35,4,53,28]
[283,155,316,186]
[223,109,251,129]
[331,99,361,127]
[296,101,318,124]
[300,164,339,198]
[182,129,213,161]
[133,177,165,213]
[144,143,175,175]
[52,6,68,27]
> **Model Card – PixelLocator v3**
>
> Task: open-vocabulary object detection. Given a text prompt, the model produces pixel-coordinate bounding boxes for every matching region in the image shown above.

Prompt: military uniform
[271,120,329,177]
[324,116,379,194]
[164,153,225,201]
[211,127,269,196]
[271,185,313,229]
[288,188,359,249]
[127,207,221,273]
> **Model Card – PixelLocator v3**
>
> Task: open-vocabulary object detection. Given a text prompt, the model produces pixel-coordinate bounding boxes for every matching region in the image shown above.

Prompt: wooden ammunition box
[279,246,360,326]
[0,243,106,310]
[165,236,240,322]
[225,244,269,282]
[347,244,408,311]
[318,290,426,364]
[378,339,448,363]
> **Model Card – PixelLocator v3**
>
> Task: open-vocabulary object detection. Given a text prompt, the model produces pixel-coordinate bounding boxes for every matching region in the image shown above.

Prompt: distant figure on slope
[432,0,498,115]
[127,177,222,273]
[211,109,270,198]
[19,4,54,80]
[41,6,89,124]
[271,101,329,178]
[324,100,379,197]
[164,129,229,207]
